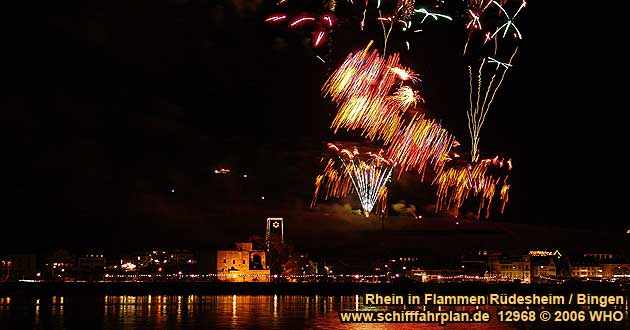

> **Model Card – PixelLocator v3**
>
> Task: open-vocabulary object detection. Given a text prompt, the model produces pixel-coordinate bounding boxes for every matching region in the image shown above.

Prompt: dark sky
[2,0,625,254]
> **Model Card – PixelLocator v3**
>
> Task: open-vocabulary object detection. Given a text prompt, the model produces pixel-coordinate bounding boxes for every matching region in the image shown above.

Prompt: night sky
[2,1,624,254]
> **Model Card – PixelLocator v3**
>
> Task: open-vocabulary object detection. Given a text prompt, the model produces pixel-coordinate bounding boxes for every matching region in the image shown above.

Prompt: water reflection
[0,294,627,330]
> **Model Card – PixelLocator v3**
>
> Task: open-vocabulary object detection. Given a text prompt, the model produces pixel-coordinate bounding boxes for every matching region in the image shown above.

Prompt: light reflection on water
[0,295,628,329]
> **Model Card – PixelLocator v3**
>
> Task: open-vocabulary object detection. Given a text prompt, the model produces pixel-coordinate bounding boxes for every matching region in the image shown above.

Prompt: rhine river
[0,295,628,329]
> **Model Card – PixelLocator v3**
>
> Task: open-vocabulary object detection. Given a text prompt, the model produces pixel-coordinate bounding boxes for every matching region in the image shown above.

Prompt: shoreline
[1,282,628,296]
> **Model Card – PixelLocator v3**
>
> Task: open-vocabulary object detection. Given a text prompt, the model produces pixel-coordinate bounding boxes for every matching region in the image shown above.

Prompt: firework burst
[432,154,512,219]
[311,143,396,217]
[322,42,425,143]
[265,5,337,48]
[385,114,455,180]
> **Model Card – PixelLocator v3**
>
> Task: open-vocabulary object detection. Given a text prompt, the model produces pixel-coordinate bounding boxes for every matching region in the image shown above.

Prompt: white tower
[265,217,284,252]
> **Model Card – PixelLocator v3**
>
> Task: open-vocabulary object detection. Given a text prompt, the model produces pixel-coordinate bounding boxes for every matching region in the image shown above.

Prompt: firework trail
[311,143,396,217]
[463,0,492,55]
[463,0,525,55]
[413,8,452,24]
[385,113,455,180]
[377,1,451,54]
[467,47,517,162]
[321,42,455,182]
[310,157,354,208]
[491,0,526,40]
[265,12,337,48]
[321,41,425,143]
[264,0,338,49]
[432,155,512,219]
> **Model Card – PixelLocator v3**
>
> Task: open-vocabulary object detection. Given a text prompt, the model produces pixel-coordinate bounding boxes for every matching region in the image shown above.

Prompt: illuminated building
[78,254,106,271]
[578,253,630,279]
[528,250,562,280]
[169,250,196,265]
[583,253,613,260]
[532,258,557,278]
[570,257,603,278]
[460,252,490,277]
[529,250,562,257]
[0,260,11,282]
[77,254,106,281]
[216,242,270,282]
[571,262,603,278]
[45,250,75,281]
[133,249,197,270]
[600,258,630,278]
[265,218,284,252]
[487,254,531,283]
[2,254,36,281]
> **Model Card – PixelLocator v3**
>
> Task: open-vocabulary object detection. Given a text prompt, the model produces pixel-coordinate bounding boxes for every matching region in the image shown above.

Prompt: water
[0,295,628,329]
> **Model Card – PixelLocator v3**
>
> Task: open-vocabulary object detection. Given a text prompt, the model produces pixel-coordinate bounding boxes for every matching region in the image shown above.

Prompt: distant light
[456,222,459,225]
[243,174,247,178]
[416,215,422,219]
[171,189,175,193]
[36,273,41,277]
[178,271,182,275]
[261,196,265,200]
[627,229,630,234]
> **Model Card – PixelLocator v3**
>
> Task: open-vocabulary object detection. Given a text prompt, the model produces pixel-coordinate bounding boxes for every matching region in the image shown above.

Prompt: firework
[389,66,421,83]
[432,155,511,219]
[396,0,416,21]
[413,8,452,24]
[462,0,493,55]
[310,158,354,208]
[265,12,337,48]
[487,56,513,69]
[467,48,517,162]
[322,42,424,143]
[377,0,419,55]
[390,86,423,109]
[463,0,524,55]
[385,114,455,180]
[311,143,396,217]
[491,0,526,39]
[264,14,288,23]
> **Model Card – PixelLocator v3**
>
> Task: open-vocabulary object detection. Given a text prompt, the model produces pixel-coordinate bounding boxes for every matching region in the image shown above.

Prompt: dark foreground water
[0,295,628,329]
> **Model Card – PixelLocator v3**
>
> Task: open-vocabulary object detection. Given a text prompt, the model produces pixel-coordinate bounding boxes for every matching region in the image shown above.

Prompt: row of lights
[100,273,399,279]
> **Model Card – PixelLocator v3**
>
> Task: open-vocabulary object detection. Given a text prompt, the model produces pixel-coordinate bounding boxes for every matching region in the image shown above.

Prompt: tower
[265,217,284,252]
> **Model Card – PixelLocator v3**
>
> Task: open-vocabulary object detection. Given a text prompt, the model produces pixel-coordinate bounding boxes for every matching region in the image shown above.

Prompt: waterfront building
[569,256,603,278]
[532,257,557,278]
[216,242,270,282]
[487,254,531,283]
[2,254,37,281]
[77,253,106,281]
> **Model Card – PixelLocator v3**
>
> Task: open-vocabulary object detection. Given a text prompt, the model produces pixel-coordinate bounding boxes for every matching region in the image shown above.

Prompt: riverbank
[1,281,628,296]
